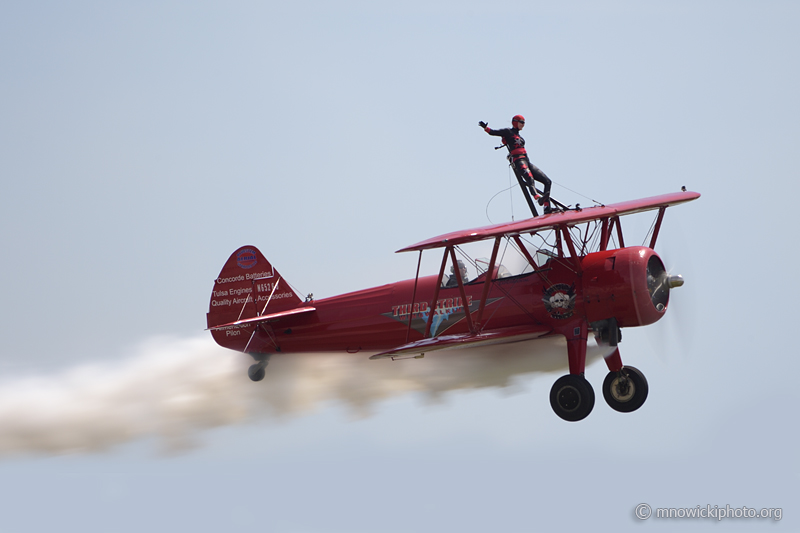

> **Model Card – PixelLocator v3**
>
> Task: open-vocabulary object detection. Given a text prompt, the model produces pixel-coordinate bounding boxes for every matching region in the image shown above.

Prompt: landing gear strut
[548,320,649,420]
[549,321,595,421]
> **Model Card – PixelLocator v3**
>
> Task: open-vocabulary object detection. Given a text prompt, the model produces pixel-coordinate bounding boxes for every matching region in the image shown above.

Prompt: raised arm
[479,121,511,137]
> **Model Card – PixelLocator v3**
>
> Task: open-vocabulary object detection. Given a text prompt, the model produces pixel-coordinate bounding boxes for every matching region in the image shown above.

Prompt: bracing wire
[485,183,517,225]
[531,229,557,253]
[506,235,536,275]
[455,245,481,275]
[642,213,658,247]
[487,162,607,224]
[587,220,602,253]
[284,278,308,302]
[553,180,605,206]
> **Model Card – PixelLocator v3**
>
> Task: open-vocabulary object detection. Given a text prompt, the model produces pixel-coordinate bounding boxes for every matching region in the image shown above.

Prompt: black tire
[602,366,648,413]
[550,374,595,422]
[248,363,266,382]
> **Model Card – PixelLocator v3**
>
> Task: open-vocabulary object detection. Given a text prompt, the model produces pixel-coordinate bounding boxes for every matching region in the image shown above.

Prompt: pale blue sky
[1,1,798,531]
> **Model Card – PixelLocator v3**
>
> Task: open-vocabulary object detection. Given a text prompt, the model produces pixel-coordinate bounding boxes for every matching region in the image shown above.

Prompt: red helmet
[512,115,525,128]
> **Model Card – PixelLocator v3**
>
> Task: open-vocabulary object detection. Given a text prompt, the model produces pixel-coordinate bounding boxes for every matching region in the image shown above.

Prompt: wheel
[248,363,266,382]
[550,374,595,421]
[602,366,648,412]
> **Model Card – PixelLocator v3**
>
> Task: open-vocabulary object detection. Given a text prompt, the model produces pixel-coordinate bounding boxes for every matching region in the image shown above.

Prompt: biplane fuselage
[209,246,659,353]
[207,191,699,421]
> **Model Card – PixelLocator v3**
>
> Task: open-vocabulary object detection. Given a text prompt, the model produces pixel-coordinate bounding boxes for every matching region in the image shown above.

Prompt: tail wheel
[602,366,648,412]
[248,363,266,382]
[550,374,595,421]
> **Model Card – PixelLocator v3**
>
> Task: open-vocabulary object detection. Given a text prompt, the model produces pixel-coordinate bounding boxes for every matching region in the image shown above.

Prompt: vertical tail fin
[207,245,303,350]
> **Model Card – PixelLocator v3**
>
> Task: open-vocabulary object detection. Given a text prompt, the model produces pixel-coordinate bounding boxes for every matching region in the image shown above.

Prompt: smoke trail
[0,335,613,457]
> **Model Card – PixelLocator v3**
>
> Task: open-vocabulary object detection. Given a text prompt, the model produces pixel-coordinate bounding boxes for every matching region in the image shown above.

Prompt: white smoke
[0,335,614,457]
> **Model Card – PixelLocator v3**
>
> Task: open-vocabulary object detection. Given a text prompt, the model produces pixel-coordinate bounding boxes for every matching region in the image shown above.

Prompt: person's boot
[541,192,553,211]
[538,192,551,206]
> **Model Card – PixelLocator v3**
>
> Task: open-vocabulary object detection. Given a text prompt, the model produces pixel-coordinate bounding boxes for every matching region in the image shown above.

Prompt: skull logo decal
[542,283,576,319]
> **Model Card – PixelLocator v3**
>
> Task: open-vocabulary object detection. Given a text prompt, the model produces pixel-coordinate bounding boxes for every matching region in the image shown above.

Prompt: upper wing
[369,325,551,360]
[397,191,700,253]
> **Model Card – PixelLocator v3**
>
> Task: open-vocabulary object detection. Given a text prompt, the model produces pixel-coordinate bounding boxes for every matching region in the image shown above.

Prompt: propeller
[646,255,685,312]
[645,239,697,364]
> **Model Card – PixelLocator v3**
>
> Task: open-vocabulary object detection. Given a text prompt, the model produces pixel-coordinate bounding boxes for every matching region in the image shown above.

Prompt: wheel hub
[611,376,635,402]
[556,385,582,412]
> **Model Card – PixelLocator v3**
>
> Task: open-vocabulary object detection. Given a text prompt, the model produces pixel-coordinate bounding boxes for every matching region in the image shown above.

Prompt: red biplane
[207,190,699,421]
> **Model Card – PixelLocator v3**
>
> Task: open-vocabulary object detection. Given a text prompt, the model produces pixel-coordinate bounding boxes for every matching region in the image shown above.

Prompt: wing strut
[424,247,451,338]
[405,250,423,343]
[512,235,540,272]
[449,247,476,334]
[614,216,625,247]
[560,225,583,273]
[474,236,501,327]
[599,218,610,251]
[649,207,666,249]
[599,216,625,250]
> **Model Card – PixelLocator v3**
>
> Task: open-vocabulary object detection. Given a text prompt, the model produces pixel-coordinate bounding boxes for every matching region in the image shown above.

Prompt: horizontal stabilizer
[207,306,316,331]
[369,325,551,360]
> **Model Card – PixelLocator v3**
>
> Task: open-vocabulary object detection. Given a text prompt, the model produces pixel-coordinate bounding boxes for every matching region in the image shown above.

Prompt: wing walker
[479,114,566,217]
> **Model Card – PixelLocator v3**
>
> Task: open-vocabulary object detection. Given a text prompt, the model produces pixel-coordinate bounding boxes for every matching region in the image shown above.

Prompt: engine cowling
[581,247,670,328]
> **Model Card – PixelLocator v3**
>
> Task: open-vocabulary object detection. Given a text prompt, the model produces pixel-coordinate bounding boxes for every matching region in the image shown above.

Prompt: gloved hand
[478,121,488,129]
